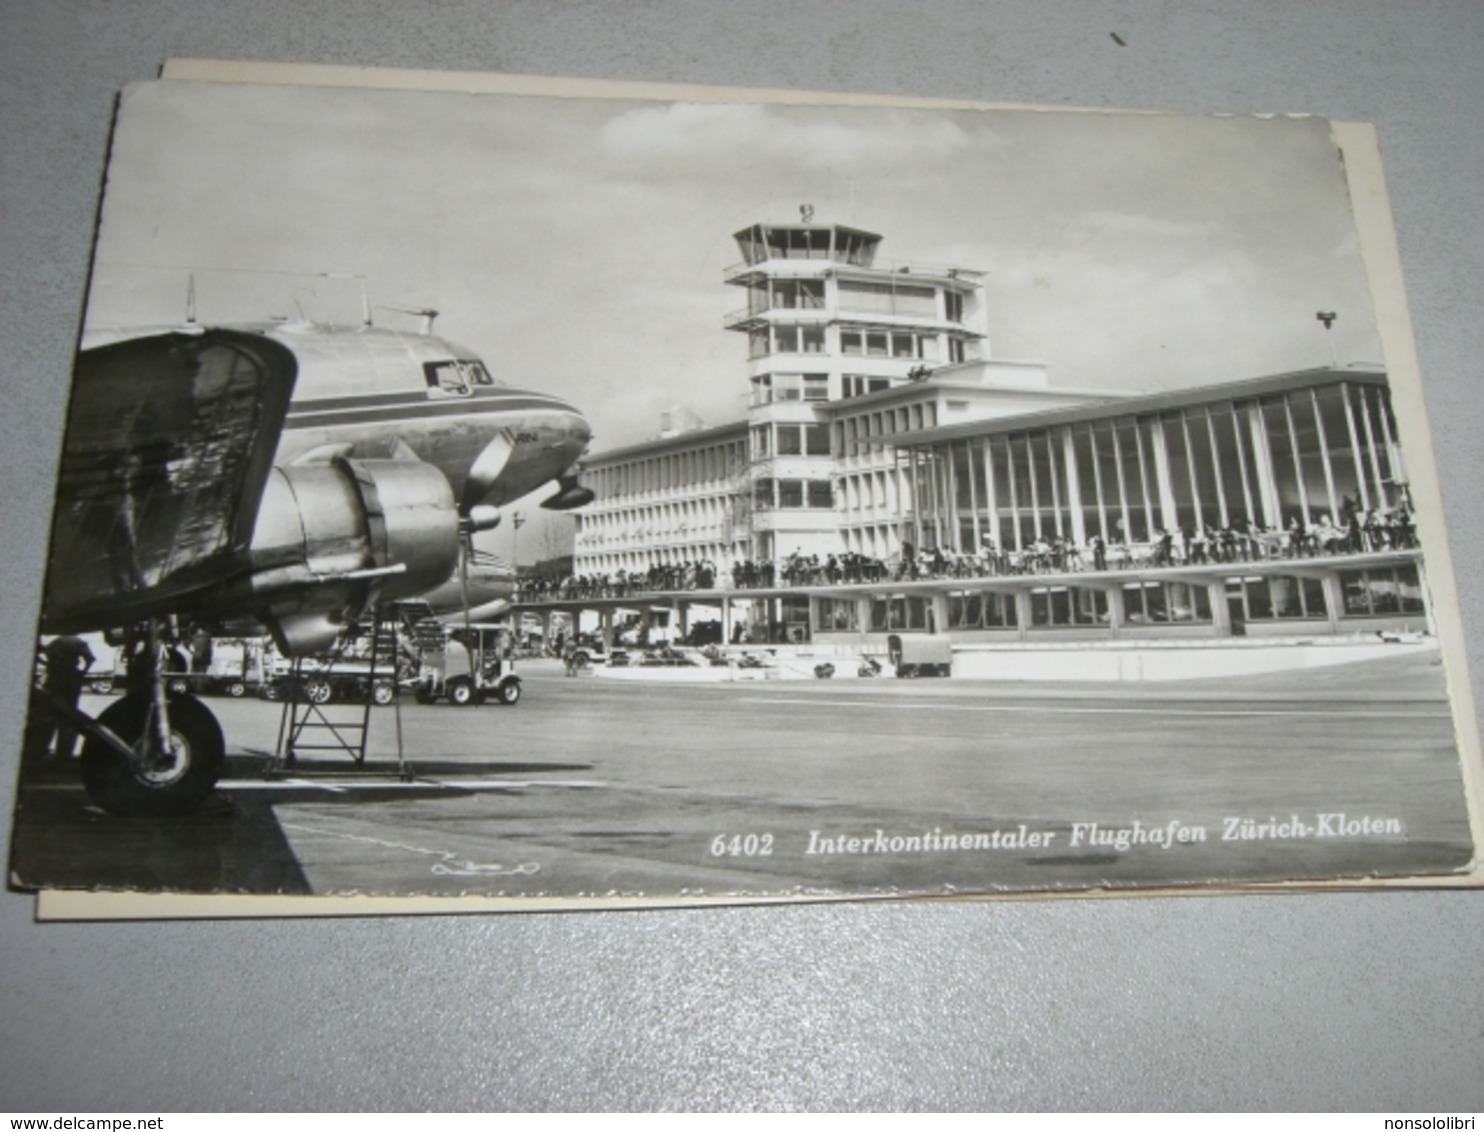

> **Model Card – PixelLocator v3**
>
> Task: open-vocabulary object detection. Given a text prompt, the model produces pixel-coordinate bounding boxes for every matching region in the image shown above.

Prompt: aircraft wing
[41,329,298,632]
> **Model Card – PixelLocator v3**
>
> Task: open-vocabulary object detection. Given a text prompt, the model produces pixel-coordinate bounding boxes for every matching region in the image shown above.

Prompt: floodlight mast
[1316,310,1338,367]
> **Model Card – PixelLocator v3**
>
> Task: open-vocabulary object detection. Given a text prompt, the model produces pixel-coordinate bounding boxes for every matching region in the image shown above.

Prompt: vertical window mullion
[1111,424,1130,546]
[1203,408,1229,527]
[1283,395,1309,520]
[1134,422,1154,539]
[1005,437,1022,551]
[1025,434,1042,539]
[1181,412,1203,528]
[1358,385,1387,510]
[1340,383,1372,513]
[1047,432,1064,538]
[1310,388,1340,522]
[1089,425,1108,541]
[968,439,982,553]
[984,436,1001,549]
[1229,404,1255,526]
[1374,385,1401,508]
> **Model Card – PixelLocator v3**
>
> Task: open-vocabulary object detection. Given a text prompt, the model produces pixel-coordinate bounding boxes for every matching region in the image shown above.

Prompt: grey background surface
[2,1,1481,1112]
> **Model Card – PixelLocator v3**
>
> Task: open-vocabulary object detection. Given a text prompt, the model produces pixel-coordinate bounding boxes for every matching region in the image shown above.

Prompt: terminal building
[574,216,1106,575]
[554,216,1427,664]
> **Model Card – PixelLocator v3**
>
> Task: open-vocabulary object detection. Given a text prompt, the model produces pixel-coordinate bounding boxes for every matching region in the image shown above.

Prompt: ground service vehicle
[411,623,521,706]
[887,633,953,678]
[161,637,278,698]
[265,655,398,706]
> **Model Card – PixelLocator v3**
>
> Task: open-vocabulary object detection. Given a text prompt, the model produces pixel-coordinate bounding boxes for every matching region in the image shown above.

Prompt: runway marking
[276,819,541,879]
[277,777,347,793]
[217,777,607,792]
[434,779,606,791]
[739,697,1445,719]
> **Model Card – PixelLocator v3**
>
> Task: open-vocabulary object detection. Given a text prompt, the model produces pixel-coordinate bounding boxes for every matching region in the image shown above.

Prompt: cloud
[1069,210,1225,242]
[598,101,972,172]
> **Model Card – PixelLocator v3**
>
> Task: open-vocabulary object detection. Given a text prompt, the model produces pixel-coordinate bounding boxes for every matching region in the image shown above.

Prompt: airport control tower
[724,208,990,562]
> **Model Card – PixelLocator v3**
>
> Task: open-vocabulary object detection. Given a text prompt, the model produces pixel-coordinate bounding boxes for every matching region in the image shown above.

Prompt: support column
[1150,418,1179,535]
[1320,574,1344,636]
[1283,397,1310,521]
[1106,585,1126,641]
[1309,389,1340,523]
[1013,590,1032,643]
[929,591,950,637]
[983,438,1001,550]
[1062,427,1086,547]
[1341,383,1372,513]
[1209,580,1232,637]
[1248,405,1282,528]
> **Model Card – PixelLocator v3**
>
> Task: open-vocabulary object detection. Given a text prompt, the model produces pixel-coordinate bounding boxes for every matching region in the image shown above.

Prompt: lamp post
[1316,310,1338,368]
[512,511,525,589]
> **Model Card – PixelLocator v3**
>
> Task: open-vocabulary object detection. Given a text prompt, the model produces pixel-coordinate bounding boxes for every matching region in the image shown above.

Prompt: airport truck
[155,636,282,698]
[409,623,521,706]
[264,655,400,706]
[887,633,953,678]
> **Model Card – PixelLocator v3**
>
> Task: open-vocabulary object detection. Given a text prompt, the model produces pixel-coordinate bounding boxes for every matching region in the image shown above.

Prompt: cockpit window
[462,361,495,386]
[424,361,469,395]
[423,359,495,396]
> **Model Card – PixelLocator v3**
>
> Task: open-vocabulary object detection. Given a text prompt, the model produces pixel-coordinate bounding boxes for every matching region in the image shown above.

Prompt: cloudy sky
[89,81,1383,431]
[83,81,1383,557]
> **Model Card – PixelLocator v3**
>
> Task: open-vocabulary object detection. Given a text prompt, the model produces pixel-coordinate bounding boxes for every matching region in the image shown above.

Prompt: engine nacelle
[238,458,460,653]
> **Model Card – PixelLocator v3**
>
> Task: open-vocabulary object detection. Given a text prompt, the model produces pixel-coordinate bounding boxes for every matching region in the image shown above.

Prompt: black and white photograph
[10,69,1481,911]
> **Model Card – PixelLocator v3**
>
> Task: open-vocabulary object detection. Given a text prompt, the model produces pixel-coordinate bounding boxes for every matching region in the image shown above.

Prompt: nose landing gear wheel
[79,693,225,817]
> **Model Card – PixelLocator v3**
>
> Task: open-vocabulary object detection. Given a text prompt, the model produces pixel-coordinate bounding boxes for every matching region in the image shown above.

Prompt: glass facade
[912,378,1408,554]
[947,591,1018,629]
[1340,565,1426,617]
[870,595,936,632]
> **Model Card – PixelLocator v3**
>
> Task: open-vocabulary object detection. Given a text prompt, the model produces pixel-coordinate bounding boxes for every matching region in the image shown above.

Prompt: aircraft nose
[561,411,592,464]
[462,431,517,512]
[460,407,592,512]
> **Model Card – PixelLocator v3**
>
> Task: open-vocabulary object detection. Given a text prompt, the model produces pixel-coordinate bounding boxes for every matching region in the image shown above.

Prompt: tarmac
[8,648,1476,905]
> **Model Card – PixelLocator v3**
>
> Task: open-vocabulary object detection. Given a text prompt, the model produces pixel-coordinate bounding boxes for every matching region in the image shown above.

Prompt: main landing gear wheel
[79,693,225,817]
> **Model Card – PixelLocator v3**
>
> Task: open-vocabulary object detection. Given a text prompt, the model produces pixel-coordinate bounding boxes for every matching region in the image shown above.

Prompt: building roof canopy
[875,365,1389,448]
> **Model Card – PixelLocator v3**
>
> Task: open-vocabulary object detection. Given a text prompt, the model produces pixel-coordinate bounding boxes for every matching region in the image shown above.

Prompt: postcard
[12,64,1480,918]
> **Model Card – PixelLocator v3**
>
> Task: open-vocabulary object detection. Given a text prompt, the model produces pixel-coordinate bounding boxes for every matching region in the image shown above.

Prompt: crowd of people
[518,559,723,602]
[516,504,1417,602]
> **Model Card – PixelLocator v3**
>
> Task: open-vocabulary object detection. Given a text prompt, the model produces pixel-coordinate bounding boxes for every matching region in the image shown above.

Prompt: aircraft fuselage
[264,322,592,512]
[83,320,594,515]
